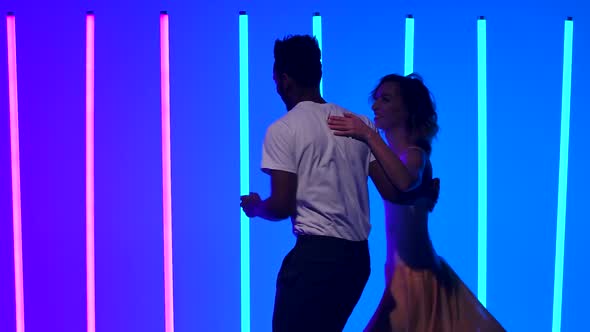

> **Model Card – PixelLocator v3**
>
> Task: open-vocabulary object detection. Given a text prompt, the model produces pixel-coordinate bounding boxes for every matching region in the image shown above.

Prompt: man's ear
[282,73,294,89]
[275,73,288,91]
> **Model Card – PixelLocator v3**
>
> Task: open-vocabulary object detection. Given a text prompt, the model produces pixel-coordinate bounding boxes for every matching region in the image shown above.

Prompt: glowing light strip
[312,12,323,96]
[7,12,25,332]
[159,11,175,332]
[477,16,487,307]
[238,11,250,332]
[85,11,96,332]
[552,17,574,332]
[404,14,414,76]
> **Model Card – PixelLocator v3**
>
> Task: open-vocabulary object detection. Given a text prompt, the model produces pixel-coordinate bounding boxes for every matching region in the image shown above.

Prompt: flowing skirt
[364,254,505,332]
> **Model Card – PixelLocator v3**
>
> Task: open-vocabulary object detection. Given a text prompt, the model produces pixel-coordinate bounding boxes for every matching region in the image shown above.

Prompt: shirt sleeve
[261,120,297,174]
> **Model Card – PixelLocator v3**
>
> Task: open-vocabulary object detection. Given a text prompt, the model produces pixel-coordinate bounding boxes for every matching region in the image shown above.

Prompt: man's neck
[287,89,326,110]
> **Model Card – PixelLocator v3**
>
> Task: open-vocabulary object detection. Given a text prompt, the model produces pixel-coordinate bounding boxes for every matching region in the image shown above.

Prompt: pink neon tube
[7,12,25,332]
[85,12,96,332]
[160,11,174,332]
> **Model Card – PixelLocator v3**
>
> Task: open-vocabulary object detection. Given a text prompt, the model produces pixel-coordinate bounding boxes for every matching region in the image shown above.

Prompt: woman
[327,73,504,331]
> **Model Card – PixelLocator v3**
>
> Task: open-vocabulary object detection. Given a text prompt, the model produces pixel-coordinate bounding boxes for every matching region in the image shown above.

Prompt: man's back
[262,101,375,241]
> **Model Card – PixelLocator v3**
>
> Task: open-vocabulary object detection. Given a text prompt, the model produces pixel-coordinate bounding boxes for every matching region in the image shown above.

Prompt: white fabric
[261,101,376,241]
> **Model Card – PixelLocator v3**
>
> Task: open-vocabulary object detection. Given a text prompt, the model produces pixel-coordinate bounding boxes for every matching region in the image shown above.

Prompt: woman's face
[371,81,408,131]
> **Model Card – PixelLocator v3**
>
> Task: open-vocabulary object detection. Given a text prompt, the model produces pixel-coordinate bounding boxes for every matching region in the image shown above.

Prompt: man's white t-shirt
[261,101,376,241]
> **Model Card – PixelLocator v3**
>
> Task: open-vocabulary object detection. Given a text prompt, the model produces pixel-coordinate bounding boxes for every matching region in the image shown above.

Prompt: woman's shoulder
[410,137,432,155]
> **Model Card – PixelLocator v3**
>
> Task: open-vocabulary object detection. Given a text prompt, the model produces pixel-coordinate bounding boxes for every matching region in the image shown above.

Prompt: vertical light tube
[159,11,175,332]
[404,14,414,75]
[7,12,25,332]
[477,16,488,307]
[238,10,250,332]
[85,11,96,332]
[552,16,574,332]
[312,12,323,96]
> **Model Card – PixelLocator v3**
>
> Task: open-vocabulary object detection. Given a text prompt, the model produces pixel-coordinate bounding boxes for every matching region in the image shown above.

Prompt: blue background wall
[0,0,588,331]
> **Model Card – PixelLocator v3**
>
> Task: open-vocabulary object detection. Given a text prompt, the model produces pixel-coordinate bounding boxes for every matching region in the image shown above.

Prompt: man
[240,35,439,332]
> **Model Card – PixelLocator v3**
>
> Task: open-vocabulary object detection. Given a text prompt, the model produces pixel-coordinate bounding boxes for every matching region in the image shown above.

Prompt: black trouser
[272,234,371,332]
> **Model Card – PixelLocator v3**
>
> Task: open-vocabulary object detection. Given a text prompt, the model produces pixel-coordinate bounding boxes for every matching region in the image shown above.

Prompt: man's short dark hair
[273,35,322,89]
